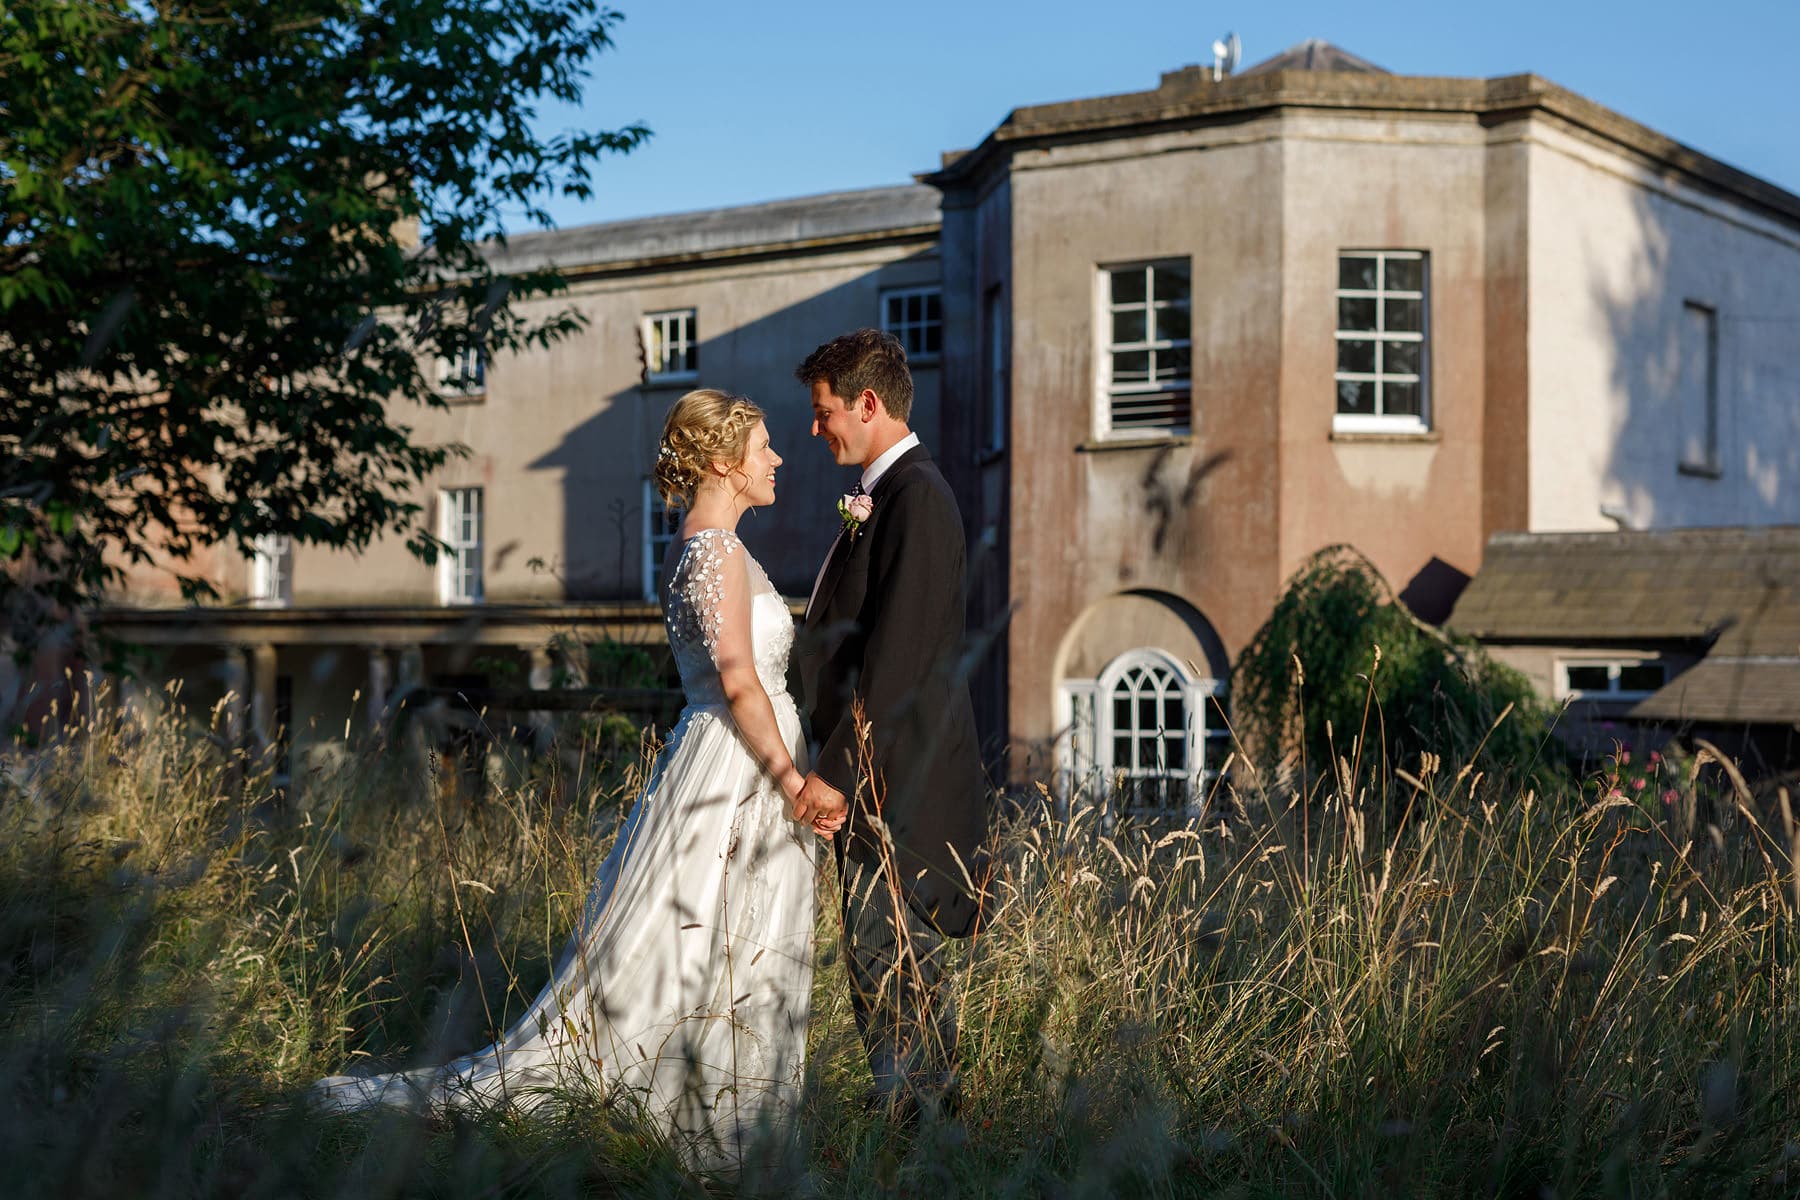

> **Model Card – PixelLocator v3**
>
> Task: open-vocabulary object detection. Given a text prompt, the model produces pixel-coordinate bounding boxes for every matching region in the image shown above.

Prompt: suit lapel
[805,445,930,630]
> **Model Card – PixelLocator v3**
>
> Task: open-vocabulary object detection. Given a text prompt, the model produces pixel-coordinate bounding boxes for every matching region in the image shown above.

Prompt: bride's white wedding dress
[314,528,816,1164]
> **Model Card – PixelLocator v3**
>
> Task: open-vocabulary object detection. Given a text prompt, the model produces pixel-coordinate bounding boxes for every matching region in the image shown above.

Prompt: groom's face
[809,381,867,468]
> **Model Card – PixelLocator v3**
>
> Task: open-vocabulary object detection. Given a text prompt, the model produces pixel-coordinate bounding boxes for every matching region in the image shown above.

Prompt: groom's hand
[793,772,847,825]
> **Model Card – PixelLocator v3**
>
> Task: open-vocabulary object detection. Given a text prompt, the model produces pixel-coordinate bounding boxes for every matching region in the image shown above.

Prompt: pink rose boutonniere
[837,491,874,535]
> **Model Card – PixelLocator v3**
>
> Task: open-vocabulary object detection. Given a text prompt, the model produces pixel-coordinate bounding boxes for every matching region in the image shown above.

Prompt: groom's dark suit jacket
[797,444,987,938]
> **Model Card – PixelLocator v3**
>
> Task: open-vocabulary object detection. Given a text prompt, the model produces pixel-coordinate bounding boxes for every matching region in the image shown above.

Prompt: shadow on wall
[529,253,940,602]
[1398,556,1471,625]
[1599,184,1800,530]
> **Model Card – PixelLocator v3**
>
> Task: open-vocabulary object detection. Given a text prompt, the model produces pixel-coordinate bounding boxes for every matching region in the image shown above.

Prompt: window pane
[884,296,903,327]
[924,292,942,322]
[1113,736,1133,767]
[1383,380,1421,417]
[1337,378,1375,415]
[1152,263,1190,302]
[1565,665,1611,693]
[1155,305,1190,342]
[1137,696,1159,729]
[1112,309,1147,345]
[1147,733,1172,764]
[1113,696,1132,727]
[1164,734,1186,771]
[1619,664,1666,692]
[1385,256,1424,292]
[922,323,941,355]
[1111,268,1146,305]
[1337,339,1376,374]
[1206,695,1229,732]
[1340,256,1378,290]
[1383,339,1422,376]
[1162,696,1184,730]
[1386,297,1423,333]
[1112,349,1150,383]
[1155,346,1192,381]
[1338,297,1377,331]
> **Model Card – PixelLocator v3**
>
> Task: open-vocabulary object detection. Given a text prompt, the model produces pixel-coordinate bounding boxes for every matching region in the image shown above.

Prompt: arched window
[1058,648,1228,816]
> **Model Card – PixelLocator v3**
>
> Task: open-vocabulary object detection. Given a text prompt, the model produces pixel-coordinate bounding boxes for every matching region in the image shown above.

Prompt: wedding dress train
[314,528,816,1165]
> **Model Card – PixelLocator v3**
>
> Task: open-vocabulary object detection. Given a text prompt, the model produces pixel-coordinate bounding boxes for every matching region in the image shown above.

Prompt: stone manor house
[23,40,1800,802]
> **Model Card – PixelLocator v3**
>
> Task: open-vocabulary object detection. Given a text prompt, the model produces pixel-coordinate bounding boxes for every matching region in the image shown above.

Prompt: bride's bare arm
[685,533,807,807]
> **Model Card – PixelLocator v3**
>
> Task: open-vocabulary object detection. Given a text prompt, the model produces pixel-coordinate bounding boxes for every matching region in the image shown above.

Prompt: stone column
[220,647,249,746]
[397,645,425,692]
[367,646,392,734]
[527,643,555,755]
[249,642,278,753]
[393,644,430,791]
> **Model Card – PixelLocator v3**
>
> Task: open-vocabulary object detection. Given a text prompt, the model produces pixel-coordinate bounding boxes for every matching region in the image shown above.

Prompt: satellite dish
[1211,32,1241,80]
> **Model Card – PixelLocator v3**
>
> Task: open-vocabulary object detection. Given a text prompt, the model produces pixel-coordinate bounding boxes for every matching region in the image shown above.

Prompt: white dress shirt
[860,432,920,493]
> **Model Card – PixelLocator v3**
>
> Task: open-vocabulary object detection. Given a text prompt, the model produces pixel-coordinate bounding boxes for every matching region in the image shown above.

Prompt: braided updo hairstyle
[653,389,766,509]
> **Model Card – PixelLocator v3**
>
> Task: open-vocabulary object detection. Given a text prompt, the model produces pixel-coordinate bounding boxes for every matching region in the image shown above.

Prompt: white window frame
[643,308,698,383]
[437,345,487,398]
[438,487,484,605]
[1554,657,1670,702]
[1333,250,1429,434]
[1678,299,1721,477]
[1095,260,1193,440]
[984,285,1007,455]
[642,479,681,603]
[1055,647,1226,817]
[249,533,293,608]
[880,286,943,362]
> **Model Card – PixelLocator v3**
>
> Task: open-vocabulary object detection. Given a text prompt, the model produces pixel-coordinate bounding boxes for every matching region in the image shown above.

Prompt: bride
[314,389,839,1165]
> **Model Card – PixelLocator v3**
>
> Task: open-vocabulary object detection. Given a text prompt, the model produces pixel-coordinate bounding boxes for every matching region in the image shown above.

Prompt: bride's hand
[811,809,847,840]
[778,768,807,809]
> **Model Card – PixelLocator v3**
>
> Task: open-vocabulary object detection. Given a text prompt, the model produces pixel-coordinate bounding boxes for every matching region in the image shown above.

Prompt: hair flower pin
[837,491,874,536]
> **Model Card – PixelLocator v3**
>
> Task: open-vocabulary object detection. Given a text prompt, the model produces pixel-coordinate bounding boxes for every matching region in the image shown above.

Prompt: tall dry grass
[2,680,1797,1197]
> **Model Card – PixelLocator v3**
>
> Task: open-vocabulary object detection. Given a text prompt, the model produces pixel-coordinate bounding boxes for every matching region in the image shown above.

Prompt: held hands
[789,772,848,840]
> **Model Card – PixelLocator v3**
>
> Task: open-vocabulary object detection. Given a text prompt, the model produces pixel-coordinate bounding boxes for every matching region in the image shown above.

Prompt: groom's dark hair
[795,328,913,422]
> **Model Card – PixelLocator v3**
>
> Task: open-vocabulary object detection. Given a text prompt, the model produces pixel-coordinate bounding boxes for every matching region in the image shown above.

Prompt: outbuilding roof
[1447,527,1800,725]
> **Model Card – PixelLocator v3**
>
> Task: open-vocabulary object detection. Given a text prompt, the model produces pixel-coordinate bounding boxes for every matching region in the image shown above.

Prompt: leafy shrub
[1231,545,1562,787]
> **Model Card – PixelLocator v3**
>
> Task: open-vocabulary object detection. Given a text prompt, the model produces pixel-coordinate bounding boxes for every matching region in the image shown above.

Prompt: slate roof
[1241,39,1389,76]
[1632,657,1800,724]
[479,184,941,276]
[1447,527,1800,725]
[1447,527,1800,646]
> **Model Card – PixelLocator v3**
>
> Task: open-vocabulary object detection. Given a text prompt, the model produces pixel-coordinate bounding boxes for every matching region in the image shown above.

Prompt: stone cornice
[922,70,1800,232]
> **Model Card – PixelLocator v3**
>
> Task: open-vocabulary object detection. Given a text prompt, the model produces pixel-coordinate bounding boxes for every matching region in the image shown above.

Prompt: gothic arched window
[1058,648,1228,816]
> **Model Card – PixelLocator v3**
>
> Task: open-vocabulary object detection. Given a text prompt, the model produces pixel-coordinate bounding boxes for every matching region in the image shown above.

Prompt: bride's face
[730,420,781,508]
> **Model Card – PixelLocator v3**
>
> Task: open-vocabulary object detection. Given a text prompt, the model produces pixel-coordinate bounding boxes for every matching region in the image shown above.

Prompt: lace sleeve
[673,529,754,674]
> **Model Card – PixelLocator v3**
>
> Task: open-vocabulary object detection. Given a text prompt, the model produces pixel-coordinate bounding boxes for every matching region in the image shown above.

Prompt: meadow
[2,683,1796,1198]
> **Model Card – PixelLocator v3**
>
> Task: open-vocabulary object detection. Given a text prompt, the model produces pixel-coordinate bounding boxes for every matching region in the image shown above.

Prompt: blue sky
[532,0,1799,229]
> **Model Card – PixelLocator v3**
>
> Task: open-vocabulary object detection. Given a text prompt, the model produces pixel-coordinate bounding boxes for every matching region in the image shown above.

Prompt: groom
[791,328,987,1123]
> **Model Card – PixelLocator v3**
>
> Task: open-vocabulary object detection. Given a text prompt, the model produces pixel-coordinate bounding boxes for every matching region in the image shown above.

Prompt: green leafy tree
[0,0,647,652]
[1232,545,1563,787]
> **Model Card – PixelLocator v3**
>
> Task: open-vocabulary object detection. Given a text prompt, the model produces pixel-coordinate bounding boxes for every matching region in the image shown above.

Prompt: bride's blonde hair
[653,389,765,509]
